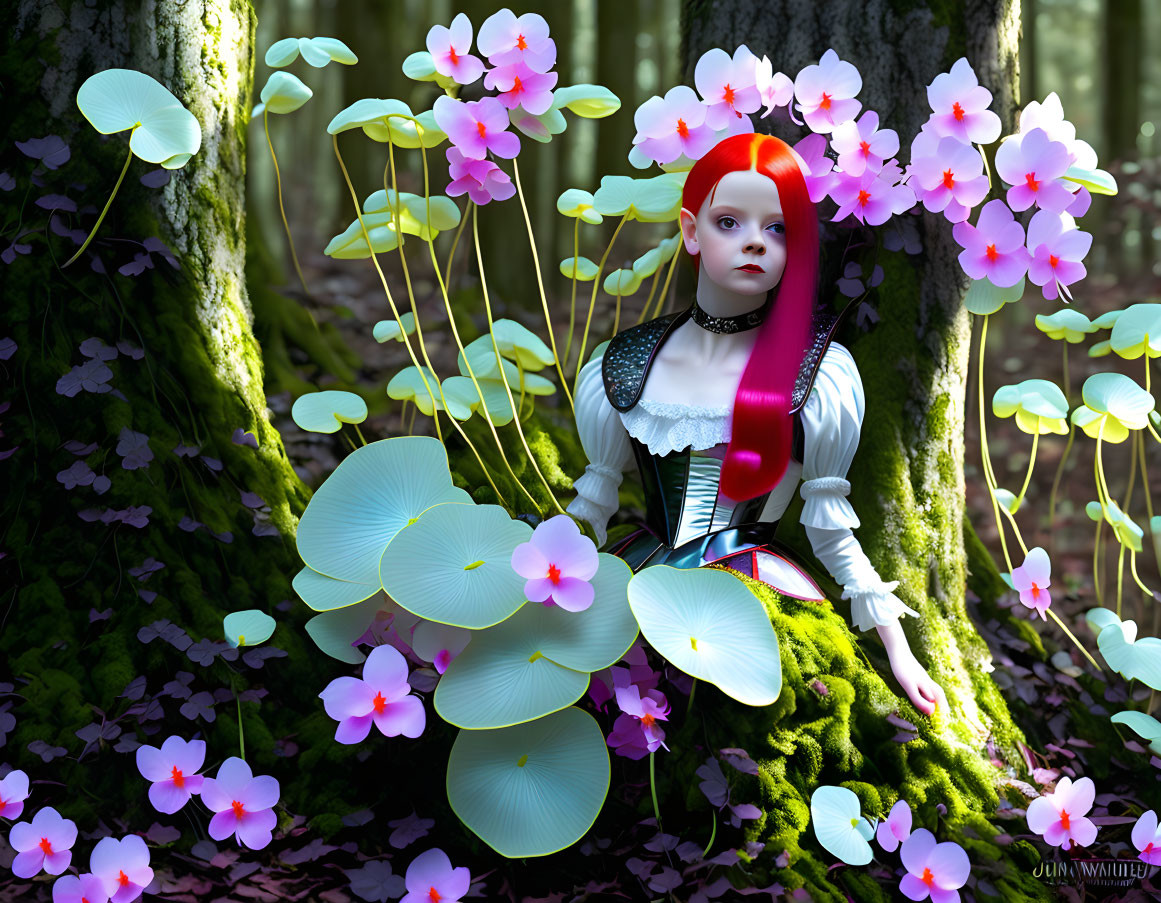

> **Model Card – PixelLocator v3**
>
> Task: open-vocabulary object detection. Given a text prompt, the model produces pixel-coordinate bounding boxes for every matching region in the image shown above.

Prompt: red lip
[736,264,764,273]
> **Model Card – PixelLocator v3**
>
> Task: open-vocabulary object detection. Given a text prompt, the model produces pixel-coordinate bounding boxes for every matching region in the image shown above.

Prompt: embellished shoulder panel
[601,311,688,412]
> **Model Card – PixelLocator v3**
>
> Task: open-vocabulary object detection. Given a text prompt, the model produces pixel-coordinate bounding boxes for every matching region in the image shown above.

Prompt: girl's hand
[886,644,949,717]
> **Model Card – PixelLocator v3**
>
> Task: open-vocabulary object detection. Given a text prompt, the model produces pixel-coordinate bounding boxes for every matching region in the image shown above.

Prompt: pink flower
[614,684,669,752]
[899,829,971,902]
[995,127,1075,213]
[1026,775,1098,850]
[0,768,29,819]
[792,133,836,204]
[695,46,761,131]
[89,834,153,903]
[755,55,793,117]
[831,110,898,177]
[401,848,471,903]
[908,131,989,223]
[135,735,205,814]
[51,873,109,903]
[9,806,76,878]
[510,514,599,612]
[411,620,471,674]
[425,13,484,86]
[445,146,515,206]
[876,798,913,852]
[1010,546,1053,620]
[925,57,1001,145]
[1066,185,1092,217]
[1026,210,1092,302]
[830,165,914,227]
[476,9,555,72]
[794,49,862,134]
[433,96,520,161]
[483,61,558,115]
[319,643,427,744]
[1131,810,1161,866]
[590,643,661,711]
[200,757,280,851]
[1019,93,1099,171]
[951,199,1030,287]
[632,85,717,165]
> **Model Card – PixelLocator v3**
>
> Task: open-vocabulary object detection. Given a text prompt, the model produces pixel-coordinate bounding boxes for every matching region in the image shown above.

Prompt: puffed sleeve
[798,343,921,632]
[566,346,635,546]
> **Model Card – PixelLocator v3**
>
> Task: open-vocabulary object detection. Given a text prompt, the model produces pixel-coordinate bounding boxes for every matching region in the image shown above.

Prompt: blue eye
[767,222,786,234]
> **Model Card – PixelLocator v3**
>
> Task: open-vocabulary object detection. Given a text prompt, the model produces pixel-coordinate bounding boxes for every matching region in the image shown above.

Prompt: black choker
[690,297,771,334]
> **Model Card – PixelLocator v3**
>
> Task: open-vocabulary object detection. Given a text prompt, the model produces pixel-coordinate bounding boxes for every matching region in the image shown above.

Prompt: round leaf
[293,566,379,612]
[76,69,201,168]
[560,256,599,281]
[265,37,301,67]
[810,785,872,866]
[1110,304,1161,360]
[259,71,313,114]
[552,84,621,119]
[373,313,417,343]
[223,610,276,648]
[491,319,554,371]
[305,597,382,664]
[291,390,368,434]
[964,276,1025,316]
[1035,309,1095,343]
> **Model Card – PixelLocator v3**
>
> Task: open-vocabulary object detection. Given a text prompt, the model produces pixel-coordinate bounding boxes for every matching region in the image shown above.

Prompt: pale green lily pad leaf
[380,503,533,629]
[1085,606,1122,636]
[628,143,653,171]
[628,565,782,706]
[1097,616,1161,689]
[633,234,681,278]
[299,36,358,67]
[552,84,621,119]
[509,106,567,143]
[557,189,602,224]
[434,618,589,729]
[364,190,461,240]
[76,69,201,168]
[402,50,457,90]
[603,268,644,296]
[991,488,1020,513]
[1092,310,1124,330]
[1071,372,1155,443]
[991,379,1069,435]
[1063,165,1118,196]
[223,610,276,648]
[412,110,448,148]
[560,256,599,280]
[373,312,417,343]
[387,365,447,416]
[1088,339,1113,357]
[259,71,313,115]
[291,390,368,434]
[1110,304,1161,360]
[1085,501,1104,522]
[999,572,1014,589]
[1153,411,1161,430]
[1035,309,1096,343]
[292,566,379,612]
[324,211,397,258]
[1111,710,1161,755]
[1102,499,1144,552]
[964,276,1026,315]
[458,335,514,381]
[441,377,520,426]
[592,173,684,222]
[492,319,554,371]
[446,707,610,858]
[297,437,470,585]
[305,597,381,664]
[265,37,302,67]
[810,785,873,866]
[328,98,409,136]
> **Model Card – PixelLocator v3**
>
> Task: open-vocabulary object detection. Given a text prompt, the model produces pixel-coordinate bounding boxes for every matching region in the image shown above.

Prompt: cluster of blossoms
[428,10,557,204]
[590,644,671,758]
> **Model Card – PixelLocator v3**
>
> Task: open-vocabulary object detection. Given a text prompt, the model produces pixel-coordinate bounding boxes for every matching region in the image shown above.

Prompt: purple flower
[426,13,485,86]
[876,798,913,852]
[908,131,989,223]
[830,165,914,227]
[433,95,520,161]
[899,829,970,902]
[319,644,426,744]
[995,127,1074,213]
[51,873,109,903]
[510,514,599,612]
[1025,210,1092,301]
[924,58,1001,145]
[136,736,205,814]
[615,684,669,751]
[1010,546,1052,621]
[1026,775,1097,850]
[89,834,153,903]
[445,146,515,206]
[794,49,862,134]
[694,46,761,132]
[9,806,77,878]
[792,133,836,204]
[401,848,470,903]
[632,85,716,166]
[0,768,29,819]
[476,9,555,71]
[0,337,16,360]
[484,61,558,116]
[951,199,1030,287]
[1131,810,1161,866]
[200,757,280,851]
[831,110,898,177]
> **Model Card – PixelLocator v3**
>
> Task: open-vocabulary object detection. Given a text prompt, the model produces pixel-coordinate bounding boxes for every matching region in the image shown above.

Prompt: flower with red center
[0,768,29,820]
[319,643,427,744]
[445,146,515,207]
[754,55,794,117]
[831,110,899,177]
[135,735,206,814]
[476,9,555,72]
[907,130,989,223]
[9,806,77,878]
[792,133,837,204]
[925,57,1001,145]
[830,164,915,227]
[1026,775,1098,850]
[631,85,717,166]
[1131,810,1161,866]
[1025,209,1092,301]
[199,757,280,851]
[899,829,970,902]
[433,95,521,162]
[401,848,470,903]
[425,13,484,86]
[793,49,862,133]
[89,834,153,903]
[995,127,1075,213]
[483,60,558,115]
[510,514,599,612]
[608,684,670,759]
[50,872,109,903]
[694,45,761,133]
[951,199,1030,287]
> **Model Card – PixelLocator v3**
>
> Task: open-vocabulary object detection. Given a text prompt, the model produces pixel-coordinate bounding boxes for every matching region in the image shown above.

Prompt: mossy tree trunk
[676,2,1051,899]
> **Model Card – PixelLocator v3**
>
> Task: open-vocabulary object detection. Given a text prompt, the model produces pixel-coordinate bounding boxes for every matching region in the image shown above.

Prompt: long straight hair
[681,133,819,502]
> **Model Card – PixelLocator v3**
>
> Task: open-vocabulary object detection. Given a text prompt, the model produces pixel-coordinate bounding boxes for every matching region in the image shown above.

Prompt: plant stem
[1013,431,1040,510]
[649,239,682,320]
[563,218,581,365]
[236,690,246,760]
[977,315,1015,575]
[63,138,136,268]
[265,110,310,296]
[573,215,627,394]
[1047,424,1075,534]
[701,809,717,859]
[649,750,663,834]
[1046,608,1102,671]
[443,211,469,291]
[687,678,697,716]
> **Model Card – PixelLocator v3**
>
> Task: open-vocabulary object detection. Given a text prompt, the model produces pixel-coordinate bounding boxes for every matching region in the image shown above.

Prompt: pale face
[679,169,788,297]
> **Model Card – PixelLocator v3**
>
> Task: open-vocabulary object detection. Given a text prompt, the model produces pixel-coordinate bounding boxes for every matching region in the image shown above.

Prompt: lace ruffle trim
[619,399,731,455]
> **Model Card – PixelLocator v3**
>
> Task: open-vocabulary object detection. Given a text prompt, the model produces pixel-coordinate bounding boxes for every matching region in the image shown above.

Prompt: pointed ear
[679,207,699,256]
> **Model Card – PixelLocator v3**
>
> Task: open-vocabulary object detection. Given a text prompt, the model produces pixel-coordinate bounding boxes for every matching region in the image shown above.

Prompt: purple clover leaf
[56,359,112,397]
[179,691,216,722]
[79,338,118,361]
[115,340,144,360]
[116,428,153,470]
[388,811,435,850]
[232,427,258,448]
[140,169,170,188]
[142,237,178,269]
[0,172,14,191]
[118,252,154,277]
[0,338,17,360]
[696,757,729,807]
[128,557,165,581]
[57,460,95,489]
[1,242,32,264]
[347,859,406,902]
[15,135,71,169]
[35,194,77,213]
[28,739,68,763]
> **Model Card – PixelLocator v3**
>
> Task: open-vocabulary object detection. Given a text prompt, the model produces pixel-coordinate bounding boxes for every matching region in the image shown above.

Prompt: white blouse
[566,341,920,632]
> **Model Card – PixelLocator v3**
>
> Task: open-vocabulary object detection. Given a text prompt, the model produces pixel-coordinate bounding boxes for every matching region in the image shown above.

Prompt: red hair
[682,133,819,502]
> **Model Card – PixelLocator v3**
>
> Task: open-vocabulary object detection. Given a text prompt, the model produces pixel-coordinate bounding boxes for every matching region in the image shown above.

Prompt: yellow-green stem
[264,111,310,296]
[1047,424,1075,533]
[977,315,1015,575]
[637,265,665,326]
[574,215,628,393]
[612,289,623,338]
[353,423,368,447]
[1130,550,1152,596]
[443,209,469,291]
[1094,518,1104,606]
[649,239,682,320]
[563,218,581,365]
[236,691,246,761]
[63,136,136,268]
[1117,544,1125,619]
[649,750,663,834]
[1046,608,1102,671]
[1014,430,1040,510]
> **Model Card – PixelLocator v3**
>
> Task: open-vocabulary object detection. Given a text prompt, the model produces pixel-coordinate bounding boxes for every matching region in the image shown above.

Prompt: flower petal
[236,807,277,851]
[373,694,427,738]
